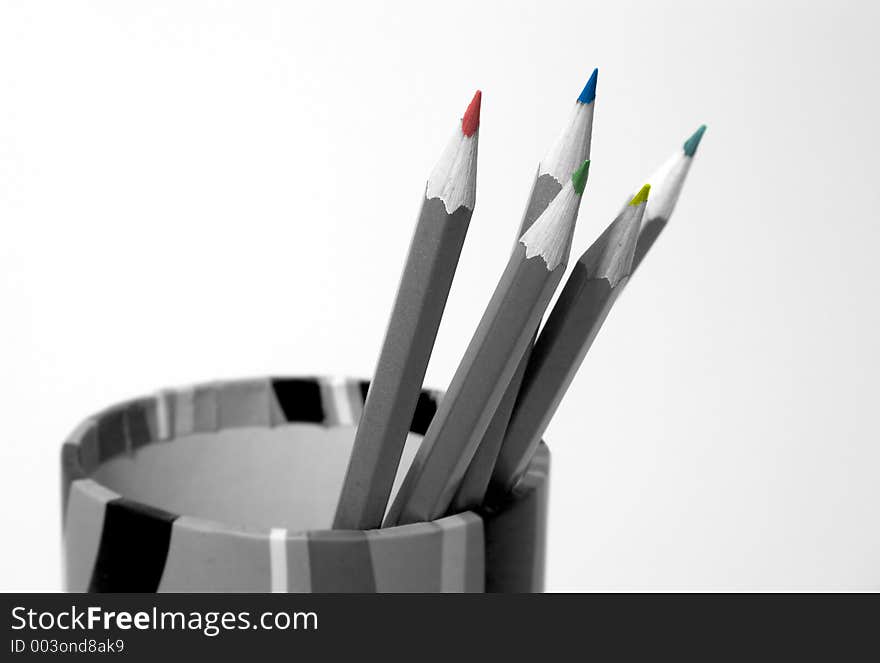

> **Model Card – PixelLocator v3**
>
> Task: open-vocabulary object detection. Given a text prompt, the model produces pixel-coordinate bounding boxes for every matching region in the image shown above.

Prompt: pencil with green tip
[384,160,591,527]
[488,185,650,499]
[450,69,598,513]
[631,124,706,272]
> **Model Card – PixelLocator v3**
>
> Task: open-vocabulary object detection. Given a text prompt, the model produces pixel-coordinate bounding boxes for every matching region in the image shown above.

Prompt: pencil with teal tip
[631,124,706,272]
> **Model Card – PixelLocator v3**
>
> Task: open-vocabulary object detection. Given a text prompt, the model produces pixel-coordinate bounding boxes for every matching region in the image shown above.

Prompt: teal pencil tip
[683,124,707,157]
[571,160,590,194]
[577,68,598,104]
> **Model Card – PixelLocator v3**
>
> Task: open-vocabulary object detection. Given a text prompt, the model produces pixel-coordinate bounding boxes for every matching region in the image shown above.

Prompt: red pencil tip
[461,90,481,137]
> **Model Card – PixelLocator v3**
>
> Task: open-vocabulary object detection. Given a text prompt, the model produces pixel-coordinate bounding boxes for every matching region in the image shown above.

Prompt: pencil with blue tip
[451,70,599,513]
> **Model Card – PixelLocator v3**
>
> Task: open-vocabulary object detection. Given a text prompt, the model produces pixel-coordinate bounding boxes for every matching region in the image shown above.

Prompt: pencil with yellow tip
[489,184,650,498]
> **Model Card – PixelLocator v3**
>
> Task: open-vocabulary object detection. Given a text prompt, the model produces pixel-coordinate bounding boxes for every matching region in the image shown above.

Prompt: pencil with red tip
[333,91,482,530]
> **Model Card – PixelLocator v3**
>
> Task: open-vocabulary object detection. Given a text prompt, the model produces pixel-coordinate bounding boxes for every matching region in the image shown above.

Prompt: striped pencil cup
[61,376,549,592]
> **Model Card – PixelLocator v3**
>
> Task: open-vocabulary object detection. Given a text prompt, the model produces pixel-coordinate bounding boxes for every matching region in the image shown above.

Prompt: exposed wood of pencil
[383,162,589,526]
[333,91,482,530]
[488,185,648,498]
[450,70,598,513]
[631,124,706,273]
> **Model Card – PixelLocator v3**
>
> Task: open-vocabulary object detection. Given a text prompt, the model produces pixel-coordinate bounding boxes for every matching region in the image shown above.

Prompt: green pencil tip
[683,124,707,157]
[571,160,590,194]
[629,184,650,206]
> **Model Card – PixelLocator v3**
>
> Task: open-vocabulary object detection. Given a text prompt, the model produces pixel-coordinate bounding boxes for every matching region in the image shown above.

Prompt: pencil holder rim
[61,374,549,538]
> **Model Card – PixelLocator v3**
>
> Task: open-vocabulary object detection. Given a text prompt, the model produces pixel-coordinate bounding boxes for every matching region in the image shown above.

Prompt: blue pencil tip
[683,124,707,157]
[577,68,598,104]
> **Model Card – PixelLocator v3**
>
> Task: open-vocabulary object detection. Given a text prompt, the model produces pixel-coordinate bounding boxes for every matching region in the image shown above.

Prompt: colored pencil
[333,91,482,530]
[384,160,591,527]
[488,185,650,498]
[450,70,599,513]
[631,124,706,272]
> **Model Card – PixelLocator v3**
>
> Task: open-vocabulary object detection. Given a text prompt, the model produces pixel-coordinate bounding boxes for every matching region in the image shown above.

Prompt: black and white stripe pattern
[61,376,548,592]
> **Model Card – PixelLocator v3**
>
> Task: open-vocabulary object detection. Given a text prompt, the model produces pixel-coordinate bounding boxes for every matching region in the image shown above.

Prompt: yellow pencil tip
[629,184,651,206]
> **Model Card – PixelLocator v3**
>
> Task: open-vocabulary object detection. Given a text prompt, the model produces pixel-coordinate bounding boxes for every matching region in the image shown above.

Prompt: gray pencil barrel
[631,216,668,274]
[385,245,566,526]
[450,173,563,511]
[449,341,531,513]
[490,263,625,497]
[333,197,472,530]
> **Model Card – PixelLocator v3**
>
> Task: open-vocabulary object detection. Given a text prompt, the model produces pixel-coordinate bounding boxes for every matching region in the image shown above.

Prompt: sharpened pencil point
[571,160,590,194]
[683,124,706,157]
[461,90,482,137]
[580,201,644,286]
[577,68,598,104]
[629,183,650,206]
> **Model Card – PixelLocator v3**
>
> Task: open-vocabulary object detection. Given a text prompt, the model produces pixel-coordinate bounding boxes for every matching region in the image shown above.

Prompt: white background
[1,1,878,591]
